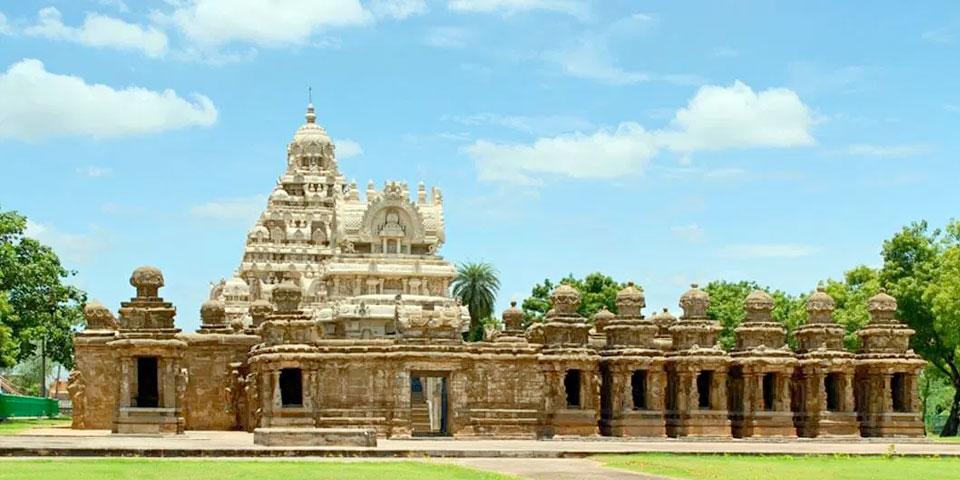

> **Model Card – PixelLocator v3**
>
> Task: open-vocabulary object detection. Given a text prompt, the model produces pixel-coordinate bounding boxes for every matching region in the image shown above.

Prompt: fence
[0,393,60,419]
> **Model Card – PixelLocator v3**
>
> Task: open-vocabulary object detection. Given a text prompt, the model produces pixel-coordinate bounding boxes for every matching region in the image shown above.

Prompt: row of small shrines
[496,281,924,438]
[71,267,924,438]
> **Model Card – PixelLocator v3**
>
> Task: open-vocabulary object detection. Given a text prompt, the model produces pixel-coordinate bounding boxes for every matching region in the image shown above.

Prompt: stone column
[680,370,694,412]
[814,373,826,412]
[842,372,855,412]
[649,370,666,411]
[119,357,132,408]
[162,358,177,409]
[908,374,920,413]
[711,370,728,411]
[272,370,282,412]
[743,372,757,414]
[778,374,792,412]
[881,373,893,413]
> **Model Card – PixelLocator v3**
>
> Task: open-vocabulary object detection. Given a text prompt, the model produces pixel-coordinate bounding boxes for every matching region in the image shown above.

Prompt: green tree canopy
[451,261,500,342]
[521,273,628,325]
[703,280,806,351]
[821,265,882,351]
[877,220,960,435]
[0,208,86,369]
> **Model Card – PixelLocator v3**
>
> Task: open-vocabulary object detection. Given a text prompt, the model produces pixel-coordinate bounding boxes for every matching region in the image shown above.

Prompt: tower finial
[305,86,316,124]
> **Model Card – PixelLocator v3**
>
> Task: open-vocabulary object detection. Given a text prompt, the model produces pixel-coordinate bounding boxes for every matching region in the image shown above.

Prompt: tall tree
[522,273,626,324]
[451,262,500,342]
[877,220,960,435]
[703,280,806,350]
[0,292,16,368]
[822,265,882,351]
[0,208,86,370]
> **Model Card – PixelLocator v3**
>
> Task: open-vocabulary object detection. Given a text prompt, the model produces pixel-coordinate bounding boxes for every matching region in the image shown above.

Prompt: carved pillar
[842,372,855,412]
[119,358,132,408]
[909,374,920,413]
[813,373,825,412]
[711,369,728,411]
[742,372,757,414]
[163,358,177,409]
[302,371,312,410]
[648,370,666,411]
[881,373,893,413]
[778,373,792,412]
[680,370,693,412]
[272,370,282,412]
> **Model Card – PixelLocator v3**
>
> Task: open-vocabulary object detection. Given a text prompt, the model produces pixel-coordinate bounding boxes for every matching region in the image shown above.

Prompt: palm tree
[451,262,500,341]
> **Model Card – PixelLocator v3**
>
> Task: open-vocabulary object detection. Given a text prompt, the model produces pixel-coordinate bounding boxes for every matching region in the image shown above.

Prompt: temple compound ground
[68,104,926,444]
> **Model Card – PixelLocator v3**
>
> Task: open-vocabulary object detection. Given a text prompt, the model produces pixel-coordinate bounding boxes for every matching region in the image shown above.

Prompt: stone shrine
[71,105,926,440]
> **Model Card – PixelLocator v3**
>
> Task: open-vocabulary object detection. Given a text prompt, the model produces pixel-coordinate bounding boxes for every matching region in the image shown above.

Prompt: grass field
[0,417,71,435]
[597,453,960,480]
[0,459,513,480]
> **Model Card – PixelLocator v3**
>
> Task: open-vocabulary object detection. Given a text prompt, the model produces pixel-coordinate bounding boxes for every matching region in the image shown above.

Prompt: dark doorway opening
[762,373,776,411]
[135,357,159,408]
[564,370,582,408]
[410,373,449,436]
[631,370,647,410]
[697,371,713,409]
[892,373,908,413]
[279,368,303,407]
[825,373,841,411]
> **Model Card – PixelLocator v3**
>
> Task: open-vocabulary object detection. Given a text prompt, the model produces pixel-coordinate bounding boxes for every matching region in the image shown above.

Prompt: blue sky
[1,1,958,332]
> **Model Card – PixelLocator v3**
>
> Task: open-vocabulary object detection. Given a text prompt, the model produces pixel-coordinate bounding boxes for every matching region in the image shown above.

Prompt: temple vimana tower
[70,104,925,440]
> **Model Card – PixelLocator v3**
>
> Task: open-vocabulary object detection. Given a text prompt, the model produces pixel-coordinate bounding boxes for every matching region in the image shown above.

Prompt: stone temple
[70,105,926,441]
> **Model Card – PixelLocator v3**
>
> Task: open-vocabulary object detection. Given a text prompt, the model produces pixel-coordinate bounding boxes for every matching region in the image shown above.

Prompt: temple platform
[253,427,377,447]
[1,429,955,458]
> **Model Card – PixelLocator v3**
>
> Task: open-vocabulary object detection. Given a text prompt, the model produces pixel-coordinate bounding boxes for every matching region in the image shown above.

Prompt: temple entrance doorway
[410,372,448,436]
[135,357,159,408]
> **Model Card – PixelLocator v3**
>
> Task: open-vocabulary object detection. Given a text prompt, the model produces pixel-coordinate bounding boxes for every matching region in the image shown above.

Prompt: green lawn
[597,453,960,480]
[0,459,514,480]
[0,417,71,435]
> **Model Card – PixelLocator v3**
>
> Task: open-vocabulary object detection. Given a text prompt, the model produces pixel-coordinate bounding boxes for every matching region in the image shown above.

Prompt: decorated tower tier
[207,103,468,337]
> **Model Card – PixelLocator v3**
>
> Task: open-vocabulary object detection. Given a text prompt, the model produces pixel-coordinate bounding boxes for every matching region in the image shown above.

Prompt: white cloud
[97,0,130,13]
[844,143,933,158]
[787,62,867,96]
[711,46,739,58]
[444,113,595,136]
[943,104,960,113]
[189,195,266,223]
[156,0,371,48]
[424,26,471,49]
[0,12,11,35]
[467,81,815,185]
[370,0,428,19]
[466,122,658,185]
[922,27,955,44]
[671,224,705,243]
[448,0,587,17]
[335,139,363,158]
[0,59,217,141]
[76,166,113,178]
[24,220,109,265]
[660,80,815,152]
[719,243,819,259]
[548,37,649,85]
[546,15,700,87]
[24,7,168,57]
